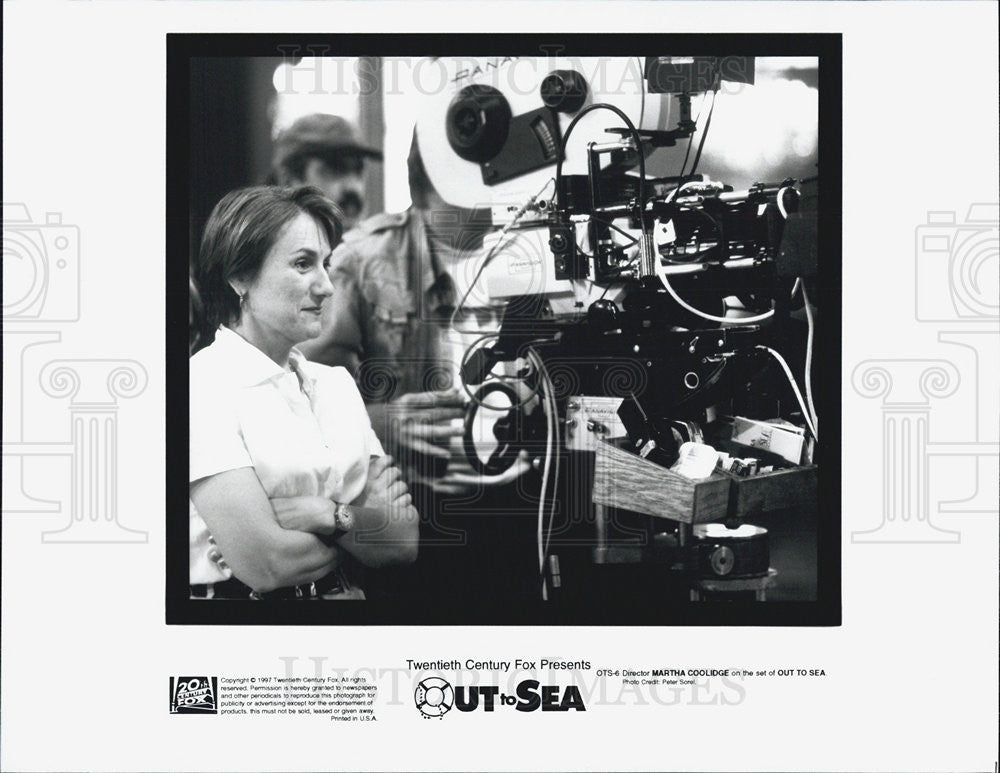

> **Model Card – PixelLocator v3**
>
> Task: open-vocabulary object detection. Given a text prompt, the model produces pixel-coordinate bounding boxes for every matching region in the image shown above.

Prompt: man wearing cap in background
[298,135,534,604]
[272,113,382,231]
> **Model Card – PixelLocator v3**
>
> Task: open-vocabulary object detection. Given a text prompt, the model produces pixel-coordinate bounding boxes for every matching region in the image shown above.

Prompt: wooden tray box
[592,438,730,524]
[719,441,817,516]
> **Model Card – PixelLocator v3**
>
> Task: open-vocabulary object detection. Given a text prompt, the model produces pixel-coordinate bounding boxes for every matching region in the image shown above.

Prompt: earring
[238,291,246,308]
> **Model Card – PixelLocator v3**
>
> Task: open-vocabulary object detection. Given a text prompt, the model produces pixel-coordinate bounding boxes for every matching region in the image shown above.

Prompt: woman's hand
[338,455,419,568]
[271,495,339,534]
[354,455,412,513]
[265,457,418,570]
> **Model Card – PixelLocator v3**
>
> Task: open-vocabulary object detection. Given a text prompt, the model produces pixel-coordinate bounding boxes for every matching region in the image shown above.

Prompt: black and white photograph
[169,37,841,625]
[2,3,997,772]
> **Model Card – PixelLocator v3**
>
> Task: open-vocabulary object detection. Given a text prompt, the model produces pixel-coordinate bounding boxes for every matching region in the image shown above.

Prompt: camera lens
[540,70,589,113]
[445,85,512,163]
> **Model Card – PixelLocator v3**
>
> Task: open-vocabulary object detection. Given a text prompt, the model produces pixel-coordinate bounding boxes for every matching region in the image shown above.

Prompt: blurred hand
[368,390,468,478]
[368,390,533,496]
[414,450,532,496]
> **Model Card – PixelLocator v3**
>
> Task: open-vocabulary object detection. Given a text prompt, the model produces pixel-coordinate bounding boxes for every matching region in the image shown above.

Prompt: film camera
[416,55,820,602]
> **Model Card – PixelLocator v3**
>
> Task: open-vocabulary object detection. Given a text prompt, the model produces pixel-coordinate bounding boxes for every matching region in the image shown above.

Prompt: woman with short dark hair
[189,186,417,600]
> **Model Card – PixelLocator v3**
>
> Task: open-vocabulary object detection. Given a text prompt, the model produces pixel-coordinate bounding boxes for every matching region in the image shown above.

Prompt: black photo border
[166,32,842,626]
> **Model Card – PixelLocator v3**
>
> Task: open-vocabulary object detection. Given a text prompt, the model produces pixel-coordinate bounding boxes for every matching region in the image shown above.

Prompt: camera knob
[540,69,589,113]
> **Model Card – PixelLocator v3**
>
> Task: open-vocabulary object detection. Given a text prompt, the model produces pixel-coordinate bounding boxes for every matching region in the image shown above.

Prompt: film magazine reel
[693,523,769,579]
[690,523,776,601]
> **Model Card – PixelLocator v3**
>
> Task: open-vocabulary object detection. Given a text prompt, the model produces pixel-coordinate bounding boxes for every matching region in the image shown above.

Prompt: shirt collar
[213,326,304,388]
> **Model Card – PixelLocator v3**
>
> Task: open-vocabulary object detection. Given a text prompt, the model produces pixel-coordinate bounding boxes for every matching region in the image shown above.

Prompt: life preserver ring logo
[414,677,454,719]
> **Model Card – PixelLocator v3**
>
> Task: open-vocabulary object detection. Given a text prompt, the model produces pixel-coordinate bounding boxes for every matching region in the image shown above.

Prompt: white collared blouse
[189,326,383,584]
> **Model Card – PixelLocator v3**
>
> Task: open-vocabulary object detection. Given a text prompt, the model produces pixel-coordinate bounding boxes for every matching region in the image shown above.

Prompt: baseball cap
[273,114,383,171]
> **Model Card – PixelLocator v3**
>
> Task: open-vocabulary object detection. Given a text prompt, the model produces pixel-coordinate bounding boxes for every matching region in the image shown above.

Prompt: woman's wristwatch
[331,502,355,537]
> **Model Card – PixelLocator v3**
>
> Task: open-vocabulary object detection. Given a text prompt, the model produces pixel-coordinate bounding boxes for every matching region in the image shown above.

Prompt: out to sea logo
[414,677,455,719]
[413,675,586,718]
[170,676,218,714]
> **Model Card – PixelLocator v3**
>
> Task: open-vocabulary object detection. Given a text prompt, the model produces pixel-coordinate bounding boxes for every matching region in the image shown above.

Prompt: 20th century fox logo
[414,677,585,719]
[170,677,218,714]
